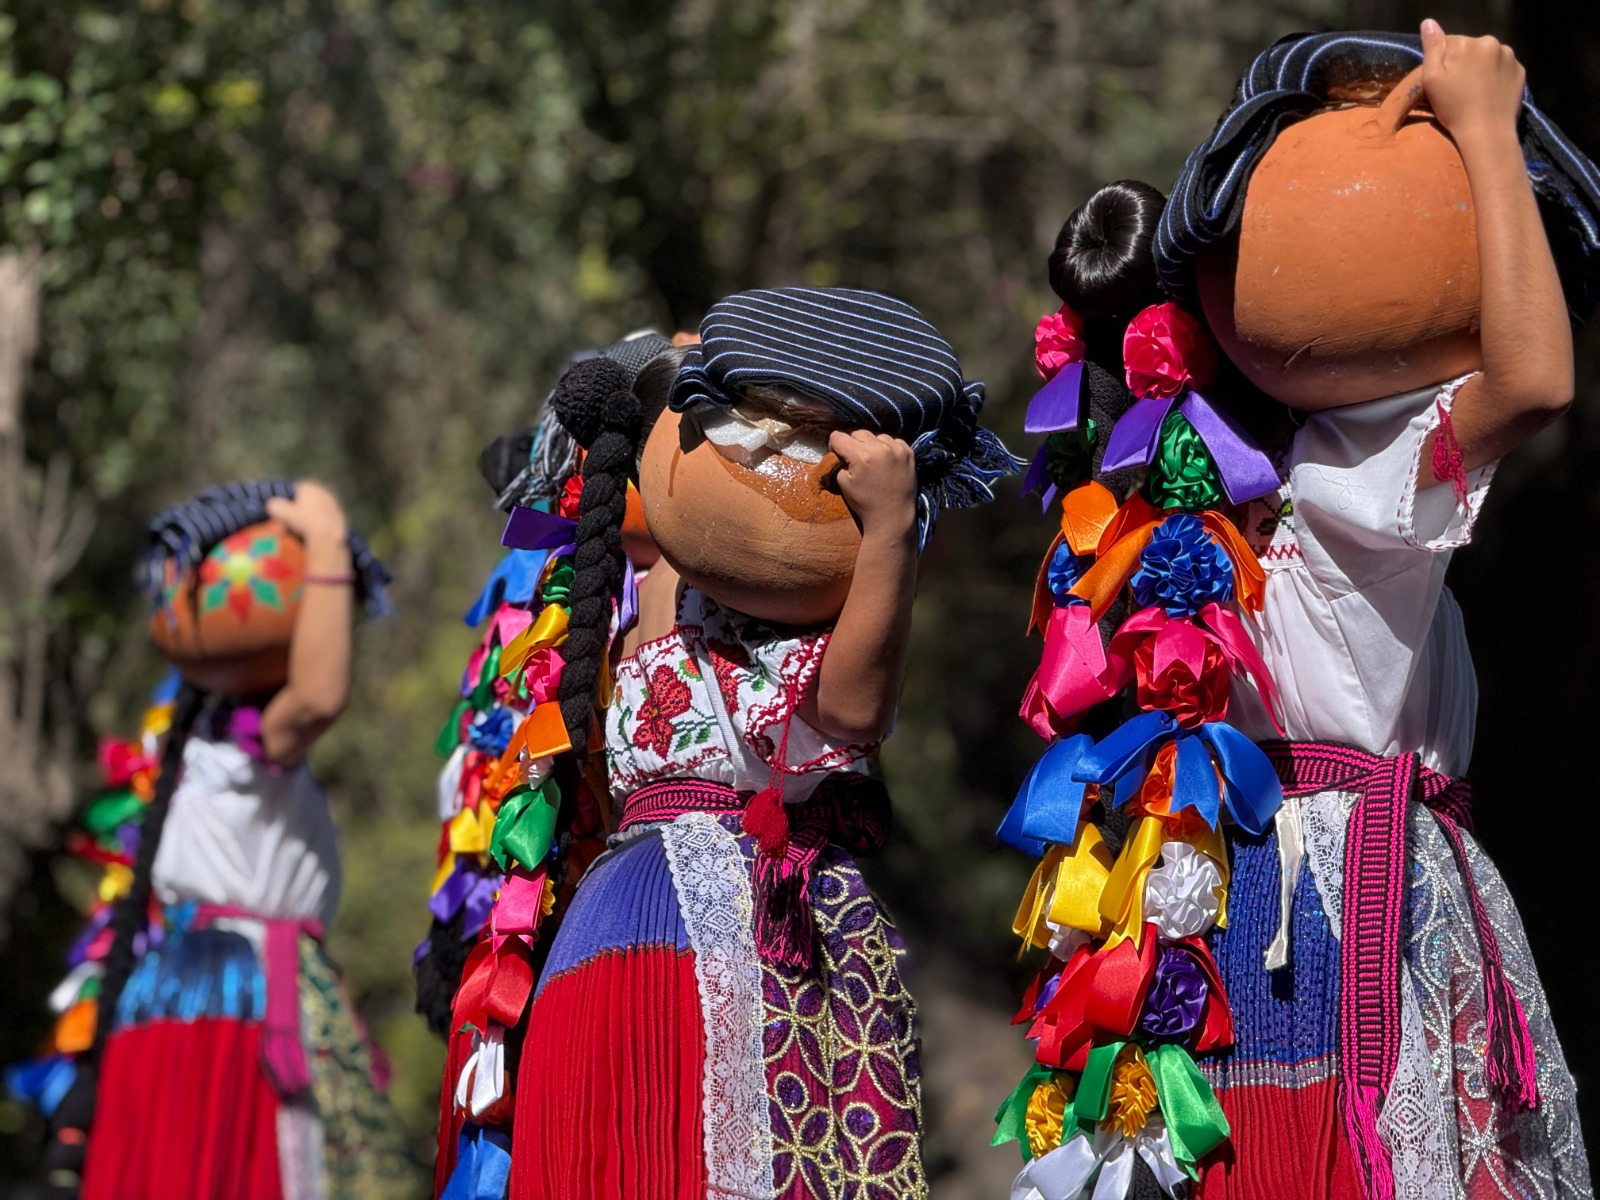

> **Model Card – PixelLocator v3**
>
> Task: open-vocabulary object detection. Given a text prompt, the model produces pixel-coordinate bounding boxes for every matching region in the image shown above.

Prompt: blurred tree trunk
[0,249,94,937]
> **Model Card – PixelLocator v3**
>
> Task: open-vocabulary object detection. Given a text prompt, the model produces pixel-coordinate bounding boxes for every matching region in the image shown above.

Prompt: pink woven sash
[1263,742,1537,1200]
[195,904,323,1099]
[619,775,890,970]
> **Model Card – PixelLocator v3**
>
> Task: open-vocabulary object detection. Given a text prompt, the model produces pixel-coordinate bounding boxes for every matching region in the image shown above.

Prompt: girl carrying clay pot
[434,288,1016,1199]
[51,480,407,1200]
[997,23,1596,1200]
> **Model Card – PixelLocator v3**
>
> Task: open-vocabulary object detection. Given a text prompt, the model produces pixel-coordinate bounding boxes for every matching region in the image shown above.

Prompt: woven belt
[1262,742,1536,1200]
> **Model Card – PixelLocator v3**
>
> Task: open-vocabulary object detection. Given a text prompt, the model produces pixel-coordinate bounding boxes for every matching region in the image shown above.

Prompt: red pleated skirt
[80,1017,284,1200]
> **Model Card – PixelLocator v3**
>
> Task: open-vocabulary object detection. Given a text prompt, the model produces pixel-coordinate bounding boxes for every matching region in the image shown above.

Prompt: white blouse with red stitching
[604,587,873,805]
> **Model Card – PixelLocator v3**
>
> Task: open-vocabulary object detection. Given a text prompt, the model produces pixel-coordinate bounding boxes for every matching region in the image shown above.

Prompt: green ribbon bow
[489,781,559,873]
[1147,1043,1229,1174]
[992,1061,1056,1159]
[1144,412,1224,512]
[540,559,575,607]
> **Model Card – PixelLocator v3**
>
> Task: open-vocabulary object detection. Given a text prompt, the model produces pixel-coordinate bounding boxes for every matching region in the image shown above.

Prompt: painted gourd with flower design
[148,519,306,696]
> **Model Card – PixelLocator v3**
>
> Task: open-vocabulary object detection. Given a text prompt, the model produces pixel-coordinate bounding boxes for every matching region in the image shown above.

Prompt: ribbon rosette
[1029,305,1088,434]
[1101,302,1277,506]
[1129,515,1233,617]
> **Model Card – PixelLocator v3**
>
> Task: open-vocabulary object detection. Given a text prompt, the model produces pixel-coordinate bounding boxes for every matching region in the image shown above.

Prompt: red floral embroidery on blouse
[705,636,753,716]
[633,664,693,756]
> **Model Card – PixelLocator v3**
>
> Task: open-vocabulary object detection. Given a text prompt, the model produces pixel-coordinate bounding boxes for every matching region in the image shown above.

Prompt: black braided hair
[548,358,642,756]
[42,682,206,1183]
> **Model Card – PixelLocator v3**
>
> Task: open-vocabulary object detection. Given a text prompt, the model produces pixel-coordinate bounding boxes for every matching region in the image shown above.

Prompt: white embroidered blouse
[1226,376,1494,777]
[152,736,342,925]
[604,587,872,805]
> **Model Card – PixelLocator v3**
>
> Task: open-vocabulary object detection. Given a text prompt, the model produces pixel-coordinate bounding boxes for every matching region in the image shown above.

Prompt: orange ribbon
[1067,496,1266,620]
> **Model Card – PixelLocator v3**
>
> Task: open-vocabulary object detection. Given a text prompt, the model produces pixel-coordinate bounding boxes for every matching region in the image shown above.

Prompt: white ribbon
[1264,799,1305,971]
[437,744,468,822]
[453,1023,506,1118]
[1012,1119,1187,1200]
[49,961,102,1014]
[1143,841,1223,940]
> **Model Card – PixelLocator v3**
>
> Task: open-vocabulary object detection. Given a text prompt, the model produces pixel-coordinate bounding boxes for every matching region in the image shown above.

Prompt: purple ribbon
[501,506,578,552]
[1140,945,1209,1039]
[429,860,503,940]
[620,555,638,632]
[1024,361,1084,435]
[1100,389,1278,505]
[1021,445,1059,512]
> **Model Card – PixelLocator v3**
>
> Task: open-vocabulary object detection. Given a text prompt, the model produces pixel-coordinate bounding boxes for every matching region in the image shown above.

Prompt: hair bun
[551,358,632,448]
[1049,180,1167,320]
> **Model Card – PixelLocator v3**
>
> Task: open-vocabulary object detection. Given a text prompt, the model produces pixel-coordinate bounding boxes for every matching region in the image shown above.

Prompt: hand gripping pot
[149,519,306,696]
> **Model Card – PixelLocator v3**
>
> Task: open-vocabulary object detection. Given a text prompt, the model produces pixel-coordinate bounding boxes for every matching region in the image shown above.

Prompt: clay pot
[621,484,661,569]
[149,519,306,697]
[1197,69,1482,410]
[638,409,860,626]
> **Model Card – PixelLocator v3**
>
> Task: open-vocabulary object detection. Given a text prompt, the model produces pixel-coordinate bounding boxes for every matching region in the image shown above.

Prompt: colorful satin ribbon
[1100,389,1278,505]
[1067,496,1265,621]
[1073,710,1282,835]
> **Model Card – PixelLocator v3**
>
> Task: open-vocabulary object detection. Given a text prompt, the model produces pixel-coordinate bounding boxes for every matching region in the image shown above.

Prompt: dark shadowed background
[0,0,1594,1195]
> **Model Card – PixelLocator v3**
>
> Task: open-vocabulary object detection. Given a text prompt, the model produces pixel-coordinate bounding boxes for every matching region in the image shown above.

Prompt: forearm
[1430,122,1573,480]
[802,522,917,744]
[261,532,354,764]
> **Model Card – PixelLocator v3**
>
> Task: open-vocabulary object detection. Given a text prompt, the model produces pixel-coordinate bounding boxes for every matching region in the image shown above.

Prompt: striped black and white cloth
[668,286,1019,549]
[1155,31,1600,322]
[139,479,393,617]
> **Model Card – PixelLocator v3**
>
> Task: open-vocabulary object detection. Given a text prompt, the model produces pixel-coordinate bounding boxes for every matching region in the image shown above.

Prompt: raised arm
[799,431,919,744]
[259,481,355,765]
[1418,18,1574,483]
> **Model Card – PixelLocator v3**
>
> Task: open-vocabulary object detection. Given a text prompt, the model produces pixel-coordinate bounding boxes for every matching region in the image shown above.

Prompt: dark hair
[1048,181,1171,496]
[1050,179,1167,322]
[547,357,644,755]
[634,345,692,446]
[44,683,207,1179]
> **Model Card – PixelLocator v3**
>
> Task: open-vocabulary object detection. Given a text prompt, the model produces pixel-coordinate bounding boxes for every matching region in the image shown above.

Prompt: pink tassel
[1481,953,1541,1111]
[752,854,814,970]
[1342,1080,1396,1200]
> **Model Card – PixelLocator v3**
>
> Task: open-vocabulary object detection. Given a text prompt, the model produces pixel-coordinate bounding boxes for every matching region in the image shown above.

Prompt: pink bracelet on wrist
[303,572,357,587]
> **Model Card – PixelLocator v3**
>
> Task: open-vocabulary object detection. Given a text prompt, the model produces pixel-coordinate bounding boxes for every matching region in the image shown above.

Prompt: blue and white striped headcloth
[668,286,1019,550]
[1156,31,1600,322]
[138,479,393,617]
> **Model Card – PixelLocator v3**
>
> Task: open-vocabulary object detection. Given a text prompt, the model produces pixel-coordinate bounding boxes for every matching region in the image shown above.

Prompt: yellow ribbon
[99,863,133,905]
[430,852,460,897]
[1046,823,1114,935]
[1013,824,1117,953]
[500,604,570,678]
[448,805,497,856]
[1099,816,1165,950]
[1014,845,1068,952]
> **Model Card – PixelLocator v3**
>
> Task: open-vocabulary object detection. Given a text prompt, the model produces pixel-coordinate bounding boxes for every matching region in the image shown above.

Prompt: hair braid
[94,682,206,1056]
[549,359,641,756]
[40,682,206,1183]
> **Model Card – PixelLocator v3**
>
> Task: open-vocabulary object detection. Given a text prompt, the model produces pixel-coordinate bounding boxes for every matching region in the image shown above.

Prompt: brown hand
[1419,19,1525,140]
[265,480,348,545]
[826,430,916,540]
